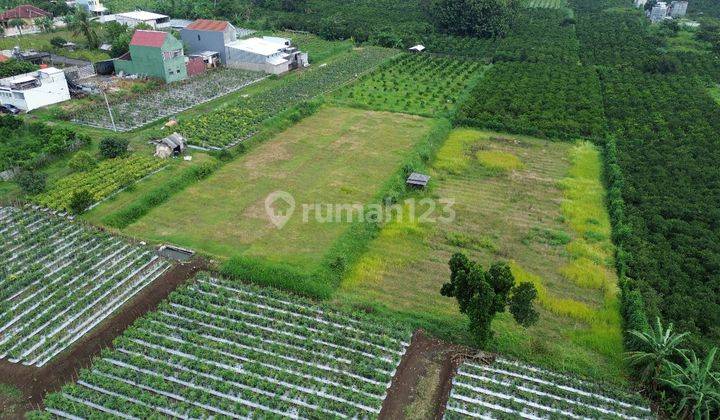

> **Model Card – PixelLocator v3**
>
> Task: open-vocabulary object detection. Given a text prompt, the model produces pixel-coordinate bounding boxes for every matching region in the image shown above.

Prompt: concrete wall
[182,30,227,64]
[115,35,187,83]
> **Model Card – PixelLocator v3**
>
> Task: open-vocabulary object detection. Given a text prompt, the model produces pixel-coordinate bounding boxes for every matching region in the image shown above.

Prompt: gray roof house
[180,19,237,65]
[154,132,187,158]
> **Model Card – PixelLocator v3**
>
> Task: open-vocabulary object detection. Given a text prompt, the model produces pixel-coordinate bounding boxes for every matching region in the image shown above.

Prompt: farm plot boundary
[0,258,208,416]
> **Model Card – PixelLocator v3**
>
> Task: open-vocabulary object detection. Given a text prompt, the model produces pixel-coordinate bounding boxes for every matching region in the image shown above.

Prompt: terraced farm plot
[338,129,625,382]
[0,206,171,367]
[126,107,435,272]
[35,155,166,212]
[525,0,567,8]
[334,54,486,116]
[446,359,652,419]
[39,274,411,418]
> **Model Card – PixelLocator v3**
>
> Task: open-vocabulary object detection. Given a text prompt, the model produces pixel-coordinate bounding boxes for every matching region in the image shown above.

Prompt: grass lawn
[336,129,627,384]
[124,107,435,270]
[0,383,23,417]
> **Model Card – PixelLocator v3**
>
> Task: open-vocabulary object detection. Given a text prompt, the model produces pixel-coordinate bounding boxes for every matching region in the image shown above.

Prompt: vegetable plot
[178,46,397,149]
[445,359,653,419]
[35,155,166,212]
[69,69,266,131]
[0,206,171,367]
[334,53,486,116]
[40,274,411,418]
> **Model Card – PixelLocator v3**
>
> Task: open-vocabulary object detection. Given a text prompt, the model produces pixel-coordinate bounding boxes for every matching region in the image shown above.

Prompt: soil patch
[0,257,209,419]
[380,329,479,420]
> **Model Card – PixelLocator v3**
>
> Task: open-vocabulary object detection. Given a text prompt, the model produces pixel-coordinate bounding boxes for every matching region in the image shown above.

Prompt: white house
[226,36,308,75]
[103,11,170,29]
[74,0,107,16]
[669,0,688,17]
[0,67,71,111]
[650,2,669,22]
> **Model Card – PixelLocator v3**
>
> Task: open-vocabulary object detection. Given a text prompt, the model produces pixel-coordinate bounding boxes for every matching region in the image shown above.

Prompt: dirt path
[380,330,475,420]
[0,257,208,418]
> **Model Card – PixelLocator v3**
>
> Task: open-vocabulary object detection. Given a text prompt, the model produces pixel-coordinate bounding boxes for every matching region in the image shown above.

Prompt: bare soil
[380,329,483,420]
[0,257,208,419]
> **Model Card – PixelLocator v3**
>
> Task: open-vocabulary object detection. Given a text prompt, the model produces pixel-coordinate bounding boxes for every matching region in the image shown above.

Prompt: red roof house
[0,4,52,22]
[129,30,169,48]
[181,19,237,65]
[185,19,229,32]
[0,54,10,63]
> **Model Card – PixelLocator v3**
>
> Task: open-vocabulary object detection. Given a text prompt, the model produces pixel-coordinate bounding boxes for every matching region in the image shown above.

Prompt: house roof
[406,172,430,186]
[0,4,52,21]
[185,19,229,32]
[130,30,168,48]
[0,54,9,63]
[226,37,287,56]
[116,10,168,21]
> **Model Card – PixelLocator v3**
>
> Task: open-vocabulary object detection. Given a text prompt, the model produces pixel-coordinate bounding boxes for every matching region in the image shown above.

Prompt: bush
[68,189,94,214]
[15,171,47,195]
[99,136,129,159]
[50,36,67,48]
[68,151,96,172]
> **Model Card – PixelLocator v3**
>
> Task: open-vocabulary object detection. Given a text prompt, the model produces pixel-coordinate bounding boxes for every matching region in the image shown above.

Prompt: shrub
[99,136,129,159]
[50,36,67,48]
[68,151,96,172]
[15,171,47,195]
[68,189,95,214]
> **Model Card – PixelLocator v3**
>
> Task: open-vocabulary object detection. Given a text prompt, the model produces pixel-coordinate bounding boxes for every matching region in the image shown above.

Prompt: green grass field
[337,129,626,383]
[333,54,486,117]
[710,84,720,105]
[124,107,435,270]
[0,30,111,62]
[524,0,567,8]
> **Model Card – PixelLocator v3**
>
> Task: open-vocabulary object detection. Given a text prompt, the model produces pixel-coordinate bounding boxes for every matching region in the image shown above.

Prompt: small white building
[669,0,688,17]
[409,45,425,52]
[0,67,71,111]
[74,0,108,16]
[634,0,648,8]
[650,2,668,22]
[104,11,170,29]
[226,36,308,75]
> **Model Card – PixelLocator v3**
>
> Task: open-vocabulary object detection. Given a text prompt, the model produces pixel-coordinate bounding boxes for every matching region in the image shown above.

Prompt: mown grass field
[337,129,626,383]
[124,107,435,270]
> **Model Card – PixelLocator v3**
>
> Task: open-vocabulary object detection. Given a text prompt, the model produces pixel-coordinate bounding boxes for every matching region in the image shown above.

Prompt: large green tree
[428,0,518,38]
[66,8,99,49]
[441,252,539,346]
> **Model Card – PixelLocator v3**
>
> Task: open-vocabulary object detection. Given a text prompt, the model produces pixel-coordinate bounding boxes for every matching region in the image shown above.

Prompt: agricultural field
[0,206,171,367]
[176,46,397,148]
[334,53,486,116]
[38,274,411,418]
[338,129,625,382]
[67,68,266,131]
[35,154,166,212]
[524,0,567,8]
[445,359,652,418]
[125,107,435,274]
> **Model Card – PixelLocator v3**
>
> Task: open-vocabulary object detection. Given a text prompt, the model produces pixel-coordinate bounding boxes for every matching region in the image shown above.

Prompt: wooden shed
[155,132,187,158]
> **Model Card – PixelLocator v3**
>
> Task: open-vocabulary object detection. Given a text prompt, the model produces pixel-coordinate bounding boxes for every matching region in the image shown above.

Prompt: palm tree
[66,9,99,49]
[660,347,720,419]
[8,18,25,37]
[626,317,689,390]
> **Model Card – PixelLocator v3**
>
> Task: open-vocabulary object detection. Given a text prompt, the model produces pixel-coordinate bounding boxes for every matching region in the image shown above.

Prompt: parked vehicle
[0,104,22,115]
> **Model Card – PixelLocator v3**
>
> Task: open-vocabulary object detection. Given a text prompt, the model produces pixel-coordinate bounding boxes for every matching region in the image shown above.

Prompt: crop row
[334,53,486,116]
[0,206,171,367]
[68,68,266,131]
[35,155,166,212]
[178,46,398,148]
[39,273,411,418]
[445,359,652,419]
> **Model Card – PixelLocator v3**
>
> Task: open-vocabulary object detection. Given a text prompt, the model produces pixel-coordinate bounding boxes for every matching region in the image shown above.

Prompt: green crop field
[337,129,625,383]
[333,54,486,117]
[124,106,435,271]
[524,0,567,8]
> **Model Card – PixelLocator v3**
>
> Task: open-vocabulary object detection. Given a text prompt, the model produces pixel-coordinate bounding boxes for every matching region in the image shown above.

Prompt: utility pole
[102,87,117,132]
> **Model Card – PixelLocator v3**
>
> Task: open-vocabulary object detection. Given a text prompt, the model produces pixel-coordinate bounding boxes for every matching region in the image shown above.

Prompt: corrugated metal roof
[226,37,285,56]
[185,19,229,32]
[130,30,167,48]
[117,10,168,21]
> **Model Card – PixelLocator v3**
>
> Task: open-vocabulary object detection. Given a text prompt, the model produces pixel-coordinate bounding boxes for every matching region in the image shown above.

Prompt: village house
[113,30,187,83]
[181,19,237,65]
[0,67,71,111]
[154,132,187,159]
[226,36,308,75]
[0,5,52,36]
[73,0,107,17]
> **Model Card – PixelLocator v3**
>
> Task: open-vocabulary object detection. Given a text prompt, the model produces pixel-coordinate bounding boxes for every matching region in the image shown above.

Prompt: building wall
[0,71,70,111]
[181,30,227,64]
[115,35,187,83]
